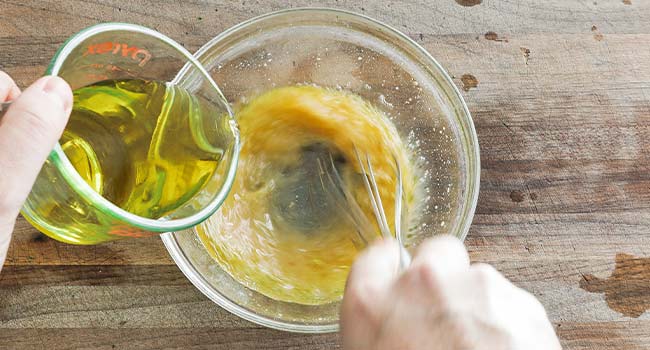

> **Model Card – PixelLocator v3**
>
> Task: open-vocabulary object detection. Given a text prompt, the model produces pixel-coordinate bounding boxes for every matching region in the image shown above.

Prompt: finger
[469,263,546,318]
[0,75,72,215]
[470,264,547,324]
[455,263,510,314]
[341,239,400,348]
[0,71,21,101]
[343,238,400,309]
[0,76,72,269]
[409,235,470,286]
[465,264,560,350]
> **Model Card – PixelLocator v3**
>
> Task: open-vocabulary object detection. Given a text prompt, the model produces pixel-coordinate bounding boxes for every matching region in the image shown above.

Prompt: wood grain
[1,0,650,349]
[0,328,340,350]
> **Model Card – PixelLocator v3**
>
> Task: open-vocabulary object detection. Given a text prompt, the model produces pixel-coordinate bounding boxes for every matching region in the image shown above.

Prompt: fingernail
[42,76,72,111]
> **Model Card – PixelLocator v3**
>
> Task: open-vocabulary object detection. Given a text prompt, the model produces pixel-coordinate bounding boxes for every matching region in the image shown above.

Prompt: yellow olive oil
[61,79,228,219]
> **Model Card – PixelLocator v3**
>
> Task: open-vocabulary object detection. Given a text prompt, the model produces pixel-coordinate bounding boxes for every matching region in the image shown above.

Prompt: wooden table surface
[2,1,650,349]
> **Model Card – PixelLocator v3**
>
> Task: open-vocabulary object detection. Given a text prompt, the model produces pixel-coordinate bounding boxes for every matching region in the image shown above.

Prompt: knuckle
[435,234,463,247]
[415,235,470,267]
[19,85,65,112]
[470,264,504,314]
[342,282,381,322]
[409,262,446,295]
[9,103,59,140]
[419,235,464,254]
[471,263,501,285]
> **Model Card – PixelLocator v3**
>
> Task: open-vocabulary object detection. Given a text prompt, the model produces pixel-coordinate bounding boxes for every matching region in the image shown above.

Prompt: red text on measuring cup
[83,42,152,67]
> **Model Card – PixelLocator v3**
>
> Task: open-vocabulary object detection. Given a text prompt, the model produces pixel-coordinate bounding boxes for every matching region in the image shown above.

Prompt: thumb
[0,76,72,268]
[341,239,400,349]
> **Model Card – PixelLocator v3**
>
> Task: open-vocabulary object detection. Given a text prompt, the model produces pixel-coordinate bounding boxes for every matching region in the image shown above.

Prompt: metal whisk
[318,147,412,270]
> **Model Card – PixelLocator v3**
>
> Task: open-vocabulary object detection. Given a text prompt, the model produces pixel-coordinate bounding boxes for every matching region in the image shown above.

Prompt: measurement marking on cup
[80,63,140,81]
[84,42,152,67]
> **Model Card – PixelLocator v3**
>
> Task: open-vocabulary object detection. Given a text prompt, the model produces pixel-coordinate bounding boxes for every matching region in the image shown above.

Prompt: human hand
[0,71,72,271]
[341,236,561,350]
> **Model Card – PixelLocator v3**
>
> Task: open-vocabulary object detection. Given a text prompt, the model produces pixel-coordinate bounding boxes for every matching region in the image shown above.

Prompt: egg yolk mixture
[197,85,419,305]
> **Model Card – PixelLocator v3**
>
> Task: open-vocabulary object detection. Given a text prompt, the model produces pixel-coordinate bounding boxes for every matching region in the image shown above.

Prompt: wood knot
[455,0,482,6]
[461,74,478,92]
[485,31,508,42]
[510,190,525,203]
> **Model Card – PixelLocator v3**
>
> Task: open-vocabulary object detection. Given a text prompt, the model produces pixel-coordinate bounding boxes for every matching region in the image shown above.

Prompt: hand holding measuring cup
[16,24,239,245]
[0,71,73,271]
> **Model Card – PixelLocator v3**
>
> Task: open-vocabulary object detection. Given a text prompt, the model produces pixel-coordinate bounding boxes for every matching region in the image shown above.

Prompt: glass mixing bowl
[161,8,480,333]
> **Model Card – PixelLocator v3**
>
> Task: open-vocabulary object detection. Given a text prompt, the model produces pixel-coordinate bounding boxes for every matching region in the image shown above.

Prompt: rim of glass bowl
[161,8,480,333]
[40,22,240,233]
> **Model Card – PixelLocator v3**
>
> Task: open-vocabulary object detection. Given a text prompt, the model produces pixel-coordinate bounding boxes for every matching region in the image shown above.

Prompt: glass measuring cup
[21,23,240,244]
